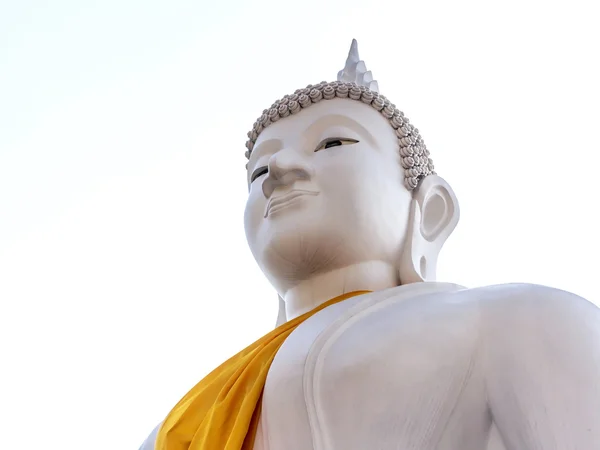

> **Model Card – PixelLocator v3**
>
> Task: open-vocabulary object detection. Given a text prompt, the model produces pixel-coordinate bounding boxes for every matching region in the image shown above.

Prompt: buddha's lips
[265,189,319,217]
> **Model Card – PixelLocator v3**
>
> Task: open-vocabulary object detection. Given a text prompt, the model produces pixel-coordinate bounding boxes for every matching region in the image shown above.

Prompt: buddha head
[244,40,459,316]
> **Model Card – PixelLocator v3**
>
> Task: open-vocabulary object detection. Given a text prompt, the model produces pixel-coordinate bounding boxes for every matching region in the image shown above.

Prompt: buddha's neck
[283,261,400,320]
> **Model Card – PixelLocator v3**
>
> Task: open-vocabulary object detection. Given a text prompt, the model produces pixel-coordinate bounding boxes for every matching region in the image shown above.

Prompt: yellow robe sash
[155,290,370,450]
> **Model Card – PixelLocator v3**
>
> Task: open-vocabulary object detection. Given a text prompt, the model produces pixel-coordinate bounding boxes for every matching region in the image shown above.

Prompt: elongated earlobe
[399,176,460,284]
[399,199,427,283]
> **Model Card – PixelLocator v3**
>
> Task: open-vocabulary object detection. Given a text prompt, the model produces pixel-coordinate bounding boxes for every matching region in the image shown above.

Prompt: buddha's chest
[253,288,500,450]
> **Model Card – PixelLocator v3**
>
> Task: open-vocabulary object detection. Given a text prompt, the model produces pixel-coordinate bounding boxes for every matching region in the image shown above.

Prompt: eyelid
[248,156,269,182]
[250,166,268,182]
[315,137,359,151]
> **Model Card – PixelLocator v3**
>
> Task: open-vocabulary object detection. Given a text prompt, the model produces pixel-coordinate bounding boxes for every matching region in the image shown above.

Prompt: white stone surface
[140,40,600,450]
[245,97,459,322]
[254,282,600,449]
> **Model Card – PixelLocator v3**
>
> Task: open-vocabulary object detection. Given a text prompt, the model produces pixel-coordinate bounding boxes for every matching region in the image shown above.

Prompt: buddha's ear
[399,175,460,284]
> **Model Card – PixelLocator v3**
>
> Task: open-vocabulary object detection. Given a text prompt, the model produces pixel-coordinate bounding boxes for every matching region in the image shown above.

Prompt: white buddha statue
[140,40,600,450]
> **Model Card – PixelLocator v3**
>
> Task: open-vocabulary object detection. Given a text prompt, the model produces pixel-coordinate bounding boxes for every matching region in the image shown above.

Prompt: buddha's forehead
[253,97,394,147]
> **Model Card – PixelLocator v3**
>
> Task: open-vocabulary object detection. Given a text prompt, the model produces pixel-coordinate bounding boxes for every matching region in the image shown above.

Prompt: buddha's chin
[257,225,352,285]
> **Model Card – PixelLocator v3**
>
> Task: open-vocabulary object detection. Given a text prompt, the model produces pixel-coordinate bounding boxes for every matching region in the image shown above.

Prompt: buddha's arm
[483,285,600,449]
[138,422,160,450]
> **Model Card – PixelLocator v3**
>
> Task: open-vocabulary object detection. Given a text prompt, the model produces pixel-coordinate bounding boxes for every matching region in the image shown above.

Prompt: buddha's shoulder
[364,283,599,347]
[380,282,598,320]
[465,282,595,312]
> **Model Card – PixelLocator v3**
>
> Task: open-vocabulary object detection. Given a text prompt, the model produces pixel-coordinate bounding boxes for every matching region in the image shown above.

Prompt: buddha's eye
[251,166,268,183]
[315,138,359,152]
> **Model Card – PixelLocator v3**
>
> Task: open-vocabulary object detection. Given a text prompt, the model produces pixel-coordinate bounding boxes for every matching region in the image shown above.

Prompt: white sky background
[1,0,599,448]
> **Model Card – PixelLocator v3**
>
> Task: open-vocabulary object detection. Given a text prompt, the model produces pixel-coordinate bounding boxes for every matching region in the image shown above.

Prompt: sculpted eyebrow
[248,138,282,167]
[306,115,375,145]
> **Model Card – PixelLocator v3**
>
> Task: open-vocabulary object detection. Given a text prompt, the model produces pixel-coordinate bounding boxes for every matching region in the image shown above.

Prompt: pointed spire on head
[337,39,379,93]
[347,38,360,63]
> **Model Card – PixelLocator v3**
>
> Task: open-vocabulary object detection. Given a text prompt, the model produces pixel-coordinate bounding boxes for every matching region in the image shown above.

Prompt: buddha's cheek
[243,197,266,255]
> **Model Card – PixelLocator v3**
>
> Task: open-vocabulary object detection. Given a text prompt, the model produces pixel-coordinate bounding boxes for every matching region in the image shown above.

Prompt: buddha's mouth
[265,189,319,218]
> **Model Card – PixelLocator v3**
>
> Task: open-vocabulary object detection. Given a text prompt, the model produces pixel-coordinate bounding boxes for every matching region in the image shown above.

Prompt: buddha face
[244,98,412,295]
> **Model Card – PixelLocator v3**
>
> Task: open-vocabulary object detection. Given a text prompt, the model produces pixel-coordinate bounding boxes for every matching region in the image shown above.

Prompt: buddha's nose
[262,147,312,198]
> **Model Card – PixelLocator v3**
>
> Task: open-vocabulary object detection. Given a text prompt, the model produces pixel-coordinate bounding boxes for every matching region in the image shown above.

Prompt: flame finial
[337,39,379,93]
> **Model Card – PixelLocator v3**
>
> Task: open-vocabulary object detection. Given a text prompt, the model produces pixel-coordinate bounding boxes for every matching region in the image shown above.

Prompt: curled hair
[245,81,435,189]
